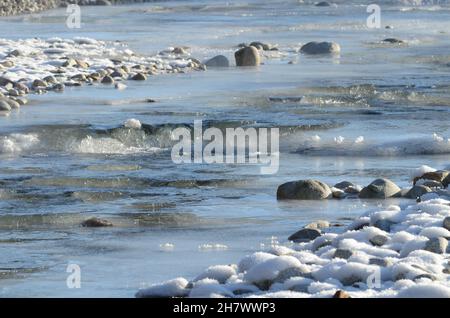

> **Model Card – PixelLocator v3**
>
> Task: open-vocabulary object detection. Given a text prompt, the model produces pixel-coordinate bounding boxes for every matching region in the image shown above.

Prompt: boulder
[316,1,332,6]
[235,46,260,67]
[277,179,332,200]
[369,235,388,246]
[404,185,432,199]
[101,75,114,84]
[131,73,147,81]
[0,100,11,111]
[300,41,340,55]
[205,55,230,68]
[359,178,401,199]
[288,228,321,243]
[334,249,353,259]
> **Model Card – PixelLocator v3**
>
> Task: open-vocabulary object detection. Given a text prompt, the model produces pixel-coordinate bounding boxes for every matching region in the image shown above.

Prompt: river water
[0,0,449,297]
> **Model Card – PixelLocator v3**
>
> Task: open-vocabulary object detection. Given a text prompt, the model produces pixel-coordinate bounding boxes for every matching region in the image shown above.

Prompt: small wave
[296,133,450,156]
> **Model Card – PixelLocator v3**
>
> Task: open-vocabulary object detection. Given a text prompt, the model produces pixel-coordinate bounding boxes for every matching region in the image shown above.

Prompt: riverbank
[0,0,159,17]
[136,167,450,298]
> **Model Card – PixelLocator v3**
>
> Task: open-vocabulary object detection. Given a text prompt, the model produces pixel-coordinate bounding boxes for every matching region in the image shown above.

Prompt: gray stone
[5,99,20,109]
[288,228,321,243]
[32,79,47,89]
[334,249,353,259]
[424,237,448,254]
[369,258,392,267]
[235,46,260,67]
[334,181,355,190]
[421,180,444,188]
[374,219,395,232]
[277,179,332,200]
[359,178,401,199]
[205,55,230,67]
[404,185,432,199]
[316,1,332,7]
[369,235,388,246]
[300,41,340,55]
[0,100,11,111]
[131,73,147,81]
[101,75,114,84]
[273,267,311,283]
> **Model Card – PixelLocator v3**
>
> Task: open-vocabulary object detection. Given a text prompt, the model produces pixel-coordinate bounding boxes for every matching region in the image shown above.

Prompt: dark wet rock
[359,178,401,199]
[101,75,115,84]
[404,185,432,199]
[383,38,405,44]
[424,237,448,254]
[277,180,332,200]
[32,79,47,89]
[444,217,450,231]
[316,1,332,6]
[131,73,148,81]
[369,235,388,246]
[334,249,353,259]
[421,180,443,188]
[300,41,340,55]
[8,49,21,57]
[374,219,395,232]
[205,55,230,67]
[288,228,321,243]
[235,46,260,67]
[333,290,351,298]
[414,170,449,186]
[334,181,355,190]
[81,217,113,228]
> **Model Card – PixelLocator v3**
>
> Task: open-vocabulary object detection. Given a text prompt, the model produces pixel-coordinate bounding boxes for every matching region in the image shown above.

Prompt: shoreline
[0,0,160,17]
[136,167,450,298]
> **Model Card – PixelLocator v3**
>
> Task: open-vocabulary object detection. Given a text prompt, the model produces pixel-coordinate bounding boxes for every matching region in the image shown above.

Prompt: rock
[334,249,353,259]
[369,258,392,267]
[333,290,351,298]
[52,83,65,91]
[115,83,127,90]
[383,38,404,44]
[369,235,388,246]
[414,170,449,186]
[315,1,331,6]
[172,47,188,55]
[277,179,332,200]
[404,185,432,199]
[131,73,147,81]
[32,79,47,89]
[0,100,11,111]
[235,46,261,67]
[273,267,311,283]
[374,219,395,232]
[421,180,443,188]
[110,70,126,78]
[5,99,20,109]
[15,98,27,106]
[288,228,321,243]
[1,61,14,68]
[76,60,90,69]
[443,174,450,188]
[444,217,450,231]
[205,55,230,67]
[331,187,346,199]
[8,49,21,57]
[43,76,57,84]
[305,220,330,230]
[81,217,113,228]
[334,181,355,190]
[414,274,437,282]
[101,75,114,84]
[300,41,340,55]
[62,58,77,67]
[249,41,276,51]
[424,237,448,254]
[359,178,401,199]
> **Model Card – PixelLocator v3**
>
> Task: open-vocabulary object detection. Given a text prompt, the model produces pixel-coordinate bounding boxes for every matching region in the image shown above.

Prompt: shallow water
[0,0,450,297]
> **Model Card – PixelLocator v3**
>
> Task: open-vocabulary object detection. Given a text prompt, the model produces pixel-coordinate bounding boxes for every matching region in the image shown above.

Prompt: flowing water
[0,0,450,297]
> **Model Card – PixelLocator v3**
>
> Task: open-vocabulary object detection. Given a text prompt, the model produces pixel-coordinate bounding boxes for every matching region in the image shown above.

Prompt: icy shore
[0,37,204,114]
[136,169,450,298]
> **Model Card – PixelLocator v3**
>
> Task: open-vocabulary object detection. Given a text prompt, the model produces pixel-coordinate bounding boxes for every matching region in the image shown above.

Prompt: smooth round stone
[300,41,340,55]
[101,75,115,84]
[288,228,321,243]
[277,179,332,200]
[205,55,230,68]
[131,73,147,81]
[359,178,401,199]
[235,46,261,67]
[0,100,11,111]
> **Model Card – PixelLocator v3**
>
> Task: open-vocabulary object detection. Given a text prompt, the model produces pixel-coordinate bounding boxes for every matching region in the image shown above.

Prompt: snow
[136,193,450,298]
[123,118,142,129]
[135,277,189,298]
